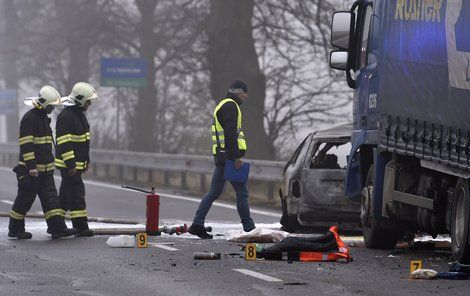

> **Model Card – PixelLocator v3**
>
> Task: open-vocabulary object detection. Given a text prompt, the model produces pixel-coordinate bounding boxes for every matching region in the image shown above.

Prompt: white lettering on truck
[395,0,443,23]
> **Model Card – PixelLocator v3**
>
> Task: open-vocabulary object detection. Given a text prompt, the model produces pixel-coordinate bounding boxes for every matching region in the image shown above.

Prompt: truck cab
[330,0,470,263]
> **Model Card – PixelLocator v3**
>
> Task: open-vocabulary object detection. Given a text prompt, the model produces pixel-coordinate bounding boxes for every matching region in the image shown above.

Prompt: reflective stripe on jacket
[17,108,55,173]
[55,105,90,171]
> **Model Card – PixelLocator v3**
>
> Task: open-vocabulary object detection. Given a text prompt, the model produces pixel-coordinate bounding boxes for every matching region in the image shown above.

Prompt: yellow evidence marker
[137,233,148,248]
[245,243,257,261]
[410,260,422,273]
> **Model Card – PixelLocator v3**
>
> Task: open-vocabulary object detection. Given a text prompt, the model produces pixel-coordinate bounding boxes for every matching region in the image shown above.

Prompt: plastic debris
[409,269,438,280]
[106,235,136,248]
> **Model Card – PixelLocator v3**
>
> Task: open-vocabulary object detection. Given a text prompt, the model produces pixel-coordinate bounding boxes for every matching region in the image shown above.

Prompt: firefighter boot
[8,218,32,239]
[72,217,94,237]
[46,216,77,239]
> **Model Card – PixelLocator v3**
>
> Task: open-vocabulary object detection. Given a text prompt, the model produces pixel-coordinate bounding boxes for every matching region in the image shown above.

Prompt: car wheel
[361,165,399,249]
[451,178,470,263]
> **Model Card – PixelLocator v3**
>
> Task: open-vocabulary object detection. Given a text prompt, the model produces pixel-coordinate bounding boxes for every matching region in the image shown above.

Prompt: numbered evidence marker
[245,243,257,261]
[410,260,423,273]
[137,233,148,248]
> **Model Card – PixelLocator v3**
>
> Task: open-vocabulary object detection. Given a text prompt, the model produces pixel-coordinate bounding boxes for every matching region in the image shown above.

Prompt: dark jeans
[193,165,255,231]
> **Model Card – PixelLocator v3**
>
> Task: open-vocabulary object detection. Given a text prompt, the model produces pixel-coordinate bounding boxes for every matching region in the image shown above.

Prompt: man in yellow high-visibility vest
[189,80,256,239]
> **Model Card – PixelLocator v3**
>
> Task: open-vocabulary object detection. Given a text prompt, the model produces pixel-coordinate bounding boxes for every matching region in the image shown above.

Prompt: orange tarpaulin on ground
[258,226,352,262]
[298,226,351,262]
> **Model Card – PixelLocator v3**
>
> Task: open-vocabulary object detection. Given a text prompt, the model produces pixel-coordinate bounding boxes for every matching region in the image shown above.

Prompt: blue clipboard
[223,160,250,183]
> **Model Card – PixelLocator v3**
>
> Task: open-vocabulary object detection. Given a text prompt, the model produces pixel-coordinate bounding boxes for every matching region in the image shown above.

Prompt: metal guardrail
[0,143,285,200]
[0,143,285,181]
[91,149,285,182]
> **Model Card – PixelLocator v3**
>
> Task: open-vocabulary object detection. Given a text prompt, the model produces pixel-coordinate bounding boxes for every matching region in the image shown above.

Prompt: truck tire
[451,178,470,263]
[361,165,398,249]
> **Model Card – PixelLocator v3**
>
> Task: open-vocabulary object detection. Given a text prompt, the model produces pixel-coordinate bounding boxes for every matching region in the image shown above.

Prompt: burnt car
[279,123,360,232]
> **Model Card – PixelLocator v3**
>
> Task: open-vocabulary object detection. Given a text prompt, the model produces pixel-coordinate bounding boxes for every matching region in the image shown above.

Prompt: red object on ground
[146,190,160,235]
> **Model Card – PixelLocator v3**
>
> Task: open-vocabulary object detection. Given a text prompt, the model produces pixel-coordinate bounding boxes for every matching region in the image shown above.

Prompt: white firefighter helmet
[63,82,99,107]
[24,86,61,108]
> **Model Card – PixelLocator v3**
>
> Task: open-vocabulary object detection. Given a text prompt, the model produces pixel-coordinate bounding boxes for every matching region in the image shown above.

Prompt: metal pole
[116,88,120,149]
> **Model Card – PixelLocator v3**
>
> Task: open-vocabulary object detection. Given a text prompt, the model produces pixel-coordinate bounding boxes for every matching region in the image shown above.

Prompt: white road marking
[0,167,281,218]
[1,200,13,205]
[149,243,179,251]
[233,269,283,282]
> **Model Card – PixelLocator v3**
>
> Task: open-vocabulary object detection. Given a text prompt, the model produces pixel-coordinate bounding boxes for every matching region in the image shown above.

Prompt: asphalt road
[1,167,470,295]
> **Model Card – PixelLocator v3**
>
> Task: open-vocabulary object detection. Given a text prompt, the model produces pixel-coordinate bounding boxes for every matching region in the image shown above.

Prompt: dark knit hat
[228,79,248,94]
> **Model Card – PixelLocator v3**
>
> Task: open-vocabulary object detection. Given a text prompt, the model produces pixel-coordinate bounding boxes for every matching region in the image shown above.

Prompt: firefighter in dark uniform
[55,82,99,237]
[8,86,77,239]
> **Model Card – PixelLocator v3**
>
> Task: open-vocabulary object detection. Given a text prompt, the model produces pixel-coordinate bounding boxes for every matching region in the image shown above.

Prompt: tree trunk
[130,0,158,152]
[206,0,274,160]
[66,35,91,92]
[54,0,95,92]
[1,0,20,142]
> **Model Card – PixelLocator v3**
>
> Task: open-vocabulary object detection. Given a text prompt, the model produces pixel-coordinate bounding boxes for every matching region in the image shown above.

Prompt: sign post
[100,58,148,147]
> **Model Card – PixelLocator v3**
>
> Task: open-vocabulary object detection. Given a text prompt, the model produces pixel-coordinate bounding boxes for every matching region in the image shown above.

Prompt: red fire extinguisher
[122,185,160,236]
[146,187,160,235]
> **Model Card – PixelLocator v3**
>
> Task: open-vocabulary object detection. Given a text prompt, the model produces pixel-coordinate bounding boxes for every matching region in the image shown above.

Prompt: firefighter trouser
[9,172,67,233]
[58,170,89,231]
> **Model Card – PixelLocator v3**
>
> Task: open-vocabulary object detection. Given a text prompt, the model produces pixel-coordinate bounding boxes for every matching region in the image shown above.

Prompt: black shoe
[75,229,94,237]
[244,226,256,233]
[8,231,32,240]
[188,224,213,239]
[51,228,77,239]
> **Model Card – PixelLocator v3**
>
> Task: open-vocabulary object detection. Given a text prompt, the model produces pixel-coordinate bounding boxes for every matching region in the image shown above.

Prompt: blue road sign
[100,58,148,88]
[0,89,17,115]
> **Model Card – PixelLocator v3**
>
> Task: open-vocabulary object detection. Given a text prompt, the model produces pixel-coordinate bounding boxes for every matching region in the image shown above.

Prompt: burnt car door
[299,140,351,211]
[281,134,313,200]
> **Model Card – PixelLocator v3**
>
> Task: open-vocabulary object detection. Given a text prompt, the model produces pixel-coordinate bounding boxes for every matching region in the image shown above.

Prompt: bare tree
[0,0,352,160]
[254,0,352,158]
[205,0,275,160]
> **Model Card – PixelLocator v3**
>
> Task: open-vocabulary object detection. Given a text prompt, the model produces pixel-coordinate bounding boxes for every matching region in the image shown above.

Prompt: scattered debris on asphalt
[194,252,221,260]
[409,269,438,280]
[106,235,135,248]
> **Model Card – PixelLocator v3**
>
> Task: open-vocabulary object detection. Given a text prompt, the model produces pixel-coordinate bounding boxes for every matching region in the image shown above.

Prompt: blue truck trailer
[329,0,470,262]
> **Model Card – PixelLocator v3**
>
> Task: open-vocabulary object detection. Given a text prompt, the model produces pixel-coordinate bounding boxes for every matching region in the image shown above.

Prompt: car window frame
[304,138,352,170]
[283,133,312,173]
